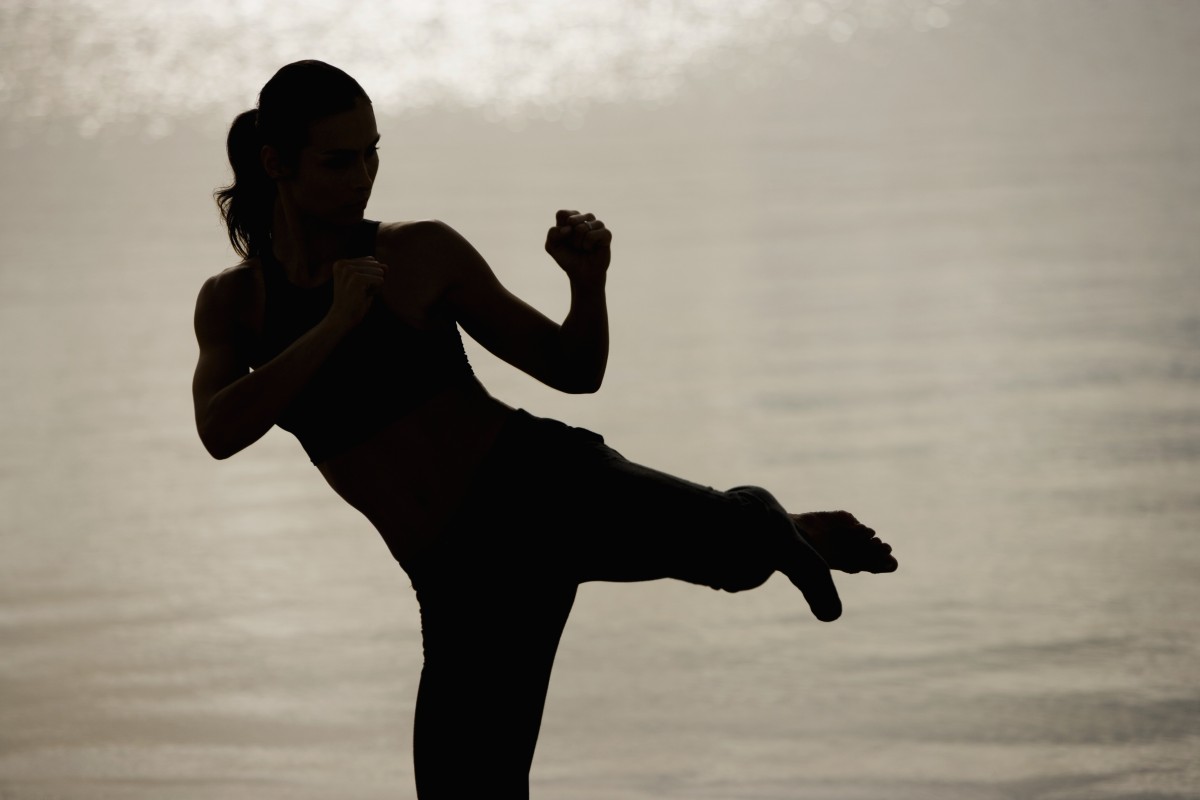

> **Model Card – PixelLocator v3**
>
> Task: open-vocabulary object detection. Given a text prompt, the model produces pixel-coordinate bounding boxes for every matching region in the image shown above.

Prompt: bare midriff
[314,375,515,569]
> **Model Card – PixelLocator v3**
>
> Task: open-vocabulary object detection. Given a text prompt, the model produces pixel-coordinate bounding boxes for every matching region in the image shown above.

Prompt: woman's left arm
[437,210,612,393]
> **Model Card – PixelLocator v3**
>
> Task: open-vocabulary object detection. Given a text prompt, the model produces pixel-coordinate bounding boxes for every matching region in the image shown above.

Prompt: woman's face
[270,97,380,226]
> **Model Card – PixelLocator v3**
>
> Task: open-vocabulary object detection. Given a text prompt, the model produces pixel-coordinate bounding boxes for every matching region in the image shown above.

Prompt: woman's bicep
[453,262,564,379]
[434,223,562,380]
[191,277,249,424]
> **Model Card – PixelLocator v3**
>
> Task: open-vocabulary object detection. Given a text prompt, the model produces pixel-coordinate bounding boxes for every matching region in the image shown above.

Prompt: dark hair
[214,60,370,259]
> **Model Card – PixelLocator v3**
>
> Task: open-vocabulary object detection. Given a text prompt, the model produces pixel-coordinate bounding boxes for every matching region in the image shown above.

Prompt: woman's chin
[330,204,368,224]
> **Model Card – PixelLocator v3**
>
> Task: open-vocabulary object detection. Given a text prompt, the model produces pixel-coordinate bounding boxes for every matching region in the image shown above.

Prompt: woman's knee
[706,484,792,593]
[726,484,786,515]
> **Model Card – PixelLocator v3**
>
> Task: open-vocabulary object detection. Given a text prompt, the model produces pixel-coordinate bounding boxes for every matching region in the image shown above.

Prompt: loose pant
[404,410,800,798]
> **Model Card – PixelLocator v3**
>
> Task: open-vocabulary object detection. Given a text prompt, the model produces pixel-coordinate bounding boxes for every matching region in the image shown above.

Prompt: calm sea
[1,1,1197,798]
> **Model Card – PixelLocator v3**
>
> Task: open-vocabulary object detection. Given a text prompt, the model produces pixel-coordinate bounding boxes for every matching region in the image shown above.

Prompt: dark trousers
[405,410,798,798]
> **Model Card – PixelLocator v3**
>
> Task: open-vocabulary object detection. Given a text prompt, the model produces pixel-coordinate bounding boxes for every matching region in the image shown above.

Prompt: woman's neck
[269,201,356,284]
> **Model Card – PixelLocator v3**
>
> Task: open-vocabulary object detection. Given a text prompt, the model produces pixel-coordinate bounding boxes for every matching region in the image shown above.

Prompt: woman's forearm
[199,318,349,459]
[555,275,609,393]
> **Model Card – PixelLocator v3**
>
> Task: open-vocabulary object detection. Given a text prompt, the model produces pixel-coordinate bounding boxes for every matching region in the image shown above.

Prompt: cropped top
[253,219,475,464]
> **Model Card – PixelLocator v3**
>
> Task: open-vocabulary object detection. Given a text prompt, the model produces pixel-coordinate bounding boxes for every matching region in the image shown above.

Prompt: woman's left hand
[545,209,612,285]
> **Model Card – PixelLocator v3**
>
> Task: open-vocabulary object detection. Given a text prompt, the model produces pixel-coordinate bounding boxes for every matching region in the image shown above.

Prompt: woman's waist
[279,344,477,464]
[314,382,515,559]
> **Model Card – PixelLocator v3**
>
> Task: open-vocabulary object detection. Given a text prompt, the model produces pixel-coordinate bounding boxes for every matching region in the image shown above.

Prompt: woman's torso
[236,219,515,567]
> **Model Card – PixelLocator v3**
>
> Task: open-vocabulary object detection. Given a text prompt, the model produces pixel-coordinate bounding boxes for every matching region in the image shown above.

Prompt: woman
[193,60,896,797]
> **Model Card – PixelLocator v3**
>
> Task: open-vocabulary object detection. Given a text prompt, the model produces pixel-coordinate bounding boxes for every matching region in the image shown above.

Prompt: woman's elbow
[199,428,236,460]
[196,417,242,460]
[578,375,604,394]
[557,368,605,394]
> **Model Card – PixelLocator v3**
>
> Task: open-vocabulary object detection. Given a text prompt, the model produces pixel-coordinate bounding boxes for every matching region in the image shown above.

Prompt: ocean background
[1,1,1198,798]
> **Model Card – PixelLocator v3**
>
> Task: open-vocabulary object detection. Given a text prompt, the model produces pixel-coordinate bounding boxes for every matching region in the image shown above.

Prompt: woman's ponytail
[214,109,273,259]
[214,61,370,260]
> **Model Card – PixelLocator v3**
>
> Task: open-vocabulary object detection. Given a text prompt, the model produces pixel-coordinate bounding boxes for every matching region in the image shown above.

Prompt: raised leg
[554,447,845,621]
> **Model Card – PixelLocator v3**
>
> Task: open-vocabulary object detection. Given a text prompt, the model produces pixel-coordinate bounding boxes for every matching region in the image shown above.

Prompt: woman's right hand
[325,257,388,333]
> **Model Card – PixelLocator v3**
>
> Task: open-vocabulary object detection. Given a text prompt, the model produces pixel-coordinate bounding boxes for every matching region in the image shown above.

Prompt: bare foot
[790,511,897,574]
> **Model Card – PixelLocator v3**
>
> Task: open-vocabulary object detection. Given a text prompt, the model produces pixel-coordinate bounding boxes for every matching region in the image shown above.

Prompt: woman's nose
[352,157,374,188]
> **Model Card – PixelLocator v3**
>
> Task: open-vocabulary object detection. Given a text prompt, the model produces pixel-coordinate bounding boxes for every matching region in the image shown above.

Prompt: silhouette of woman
[194,60,897,798]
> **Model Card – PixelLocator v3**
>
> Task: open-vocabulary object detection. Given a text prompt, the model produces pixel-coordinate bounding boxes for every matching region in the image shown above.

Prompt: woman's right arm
[191,260,385,460]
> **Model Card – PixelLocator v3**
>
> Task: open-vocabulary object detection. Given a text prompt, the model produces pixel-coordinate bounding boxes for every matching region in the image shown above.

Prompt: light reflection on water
[1,0,962,138]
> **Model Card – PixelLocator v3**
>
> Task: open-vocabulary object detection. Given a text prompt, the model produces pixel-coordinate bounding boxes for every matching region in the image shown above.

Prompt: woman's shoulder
[376,218,463,251]
[375,218,481,278]
[376,218,484,277]
[195,258,264,327]
[199,257,262,299]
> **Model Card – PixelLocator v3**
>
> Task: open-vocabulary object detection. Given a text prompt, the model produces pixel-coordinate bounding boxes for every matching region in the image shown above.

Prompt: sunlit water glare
[2,0,963,138]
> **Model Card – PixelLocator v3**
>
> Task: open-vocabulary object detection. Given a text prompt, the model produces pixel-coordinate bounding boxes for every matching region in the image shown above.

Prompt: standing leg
[406,413,586,798]
[411,565,577,799]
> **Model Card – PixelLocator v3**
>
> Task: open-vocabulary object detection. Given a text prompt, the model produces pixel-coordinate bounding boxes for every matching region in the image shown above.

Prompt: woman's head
[215,60,376,259]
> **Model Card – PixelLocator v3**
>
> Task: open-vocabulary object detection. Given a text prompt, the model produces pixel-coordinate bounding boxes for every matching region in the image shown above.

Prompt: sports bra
[253,219,476,464]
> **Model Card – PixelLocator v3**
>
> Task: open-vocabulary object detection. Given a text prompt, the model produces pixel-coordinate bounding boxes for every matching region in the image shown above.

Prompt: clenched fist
[325,257,387,332]
[545,209,611,285]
